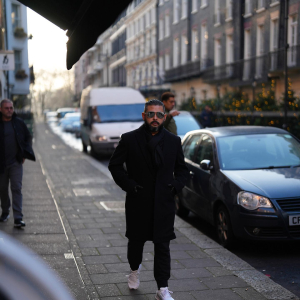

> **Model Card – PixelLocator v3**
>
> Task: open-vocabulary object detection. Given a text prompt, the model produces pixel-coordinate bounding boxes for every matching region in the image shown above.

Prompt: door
[182,134,202,211]
[191,134,215,220]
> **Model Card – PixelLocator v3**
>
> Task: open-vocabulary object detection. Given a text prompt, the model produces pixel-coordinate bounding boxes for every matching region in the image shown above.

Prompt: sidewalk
[1,121,298,300]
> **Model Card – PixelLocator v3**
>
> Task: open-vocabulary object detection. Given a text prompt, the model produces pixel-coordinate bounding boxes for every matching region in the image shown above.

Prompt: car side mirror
[200,159,213,171]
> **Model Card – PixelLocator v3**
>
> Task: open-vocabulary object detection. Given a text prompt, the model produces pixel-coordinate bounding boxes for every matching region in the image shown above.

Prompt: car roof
[186,126,288,138]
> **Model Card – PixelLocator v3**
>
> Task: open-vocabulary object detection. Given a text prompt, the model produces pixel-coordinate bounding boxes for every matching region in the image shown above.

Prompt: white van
[80,86,145,155]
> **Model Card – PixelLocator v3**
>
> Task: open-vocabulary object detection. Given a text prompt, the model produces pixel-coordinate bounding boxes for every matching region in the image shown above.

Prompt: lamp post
[283,0,289,129]
[216,84,221,126]
[252,80,257,125]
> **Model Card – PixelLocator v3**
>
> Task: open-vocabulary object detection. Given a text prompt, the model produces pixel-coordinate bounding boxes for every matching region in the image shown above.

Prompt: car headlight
[96,135,107,142]
[237,191,273,210]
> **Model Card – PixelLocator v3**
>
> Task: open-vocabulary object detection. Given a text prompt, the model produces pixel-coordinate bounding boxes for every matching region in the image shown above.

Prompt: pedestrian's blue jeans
[0,162,23,220]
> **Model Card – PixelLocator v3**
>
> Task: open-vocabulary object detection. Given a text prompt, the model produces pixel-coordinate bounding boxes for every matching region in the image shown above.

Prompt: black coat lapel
[135,126,155,176]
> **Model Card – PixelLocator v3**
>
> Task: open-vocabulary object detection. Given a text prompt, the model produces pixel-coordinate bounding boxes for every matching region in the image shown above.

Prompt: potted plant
[14,27,27,38]
[15,69,28,80]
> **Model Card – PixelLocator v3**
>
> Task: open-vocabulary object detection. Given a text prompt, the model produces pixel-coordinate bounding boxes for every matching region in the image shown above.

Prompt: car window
[195,134,214,165]
[217,133,300,170]
[183,135,202,161]
[174,114,202,136]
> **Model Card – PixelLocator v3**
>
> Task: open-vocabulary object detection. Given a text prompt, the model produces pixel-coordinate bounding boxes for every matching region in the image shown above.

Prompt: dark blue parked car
[177,126,300,248]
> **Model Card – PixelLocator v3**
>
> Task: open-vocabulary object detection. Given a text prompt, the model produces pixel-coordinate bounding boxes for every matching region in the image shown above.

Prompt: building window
[192,0,198,13]
[214,39,221,66]
[214,0,221,25]
[14,50,22,71]
[11,4,21,30]
[145,35,150,56]
[270,18,278,52]
[226,34,234,76]
[165,53,170,70]
[243,29,251,80]
[245,0,252,15]
[146,11,150,27]
[181,35,187,65]
[182,0,187,19]
[159,56,164,78]
[288,14,298,66]
[165,15,170,37]
[226,0,233,21]
[173,38,179,67]
[151,7,156,24]
[191,29,199,61]
[270,18,279,70]
[159,18,164,40]
[201,24,208,69]
[201,0,207,8]
[140,17,144,32]
[257,0,265,10]
[173,0,179,23]
[159,0,164,5]
[151,30,156,53]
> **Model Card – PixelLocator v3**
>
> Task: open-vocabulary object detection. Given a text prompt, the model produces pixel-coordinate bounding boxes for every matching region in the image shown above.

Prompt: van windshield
[92,104,144,123]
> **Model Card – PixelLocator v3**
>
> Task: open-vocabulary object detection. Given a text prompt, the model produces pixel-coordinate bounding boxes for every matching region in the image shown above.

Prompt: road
[50,122,300,298]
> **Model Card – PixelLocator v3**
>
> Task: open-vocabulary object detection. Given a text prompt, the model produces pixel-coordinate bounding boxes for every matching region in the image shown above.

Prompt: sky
[27,8,71,89]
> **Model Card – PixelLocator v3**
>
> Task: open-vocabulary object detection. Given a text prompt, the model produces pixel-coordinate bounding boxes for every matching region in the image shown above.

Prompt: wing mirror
[200,159,213,171]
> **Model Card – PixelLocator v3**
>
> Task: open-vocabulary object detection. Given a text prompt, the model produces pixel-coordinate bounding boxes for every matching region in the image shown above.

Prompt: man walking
[161,92,180,135]
[108,99,188,300]
[0,99,35,227]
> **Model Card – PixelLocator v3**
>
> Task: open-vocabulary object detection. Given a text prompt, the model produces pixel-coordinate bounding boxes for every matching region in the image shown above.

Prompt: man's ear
[142,112,146,121]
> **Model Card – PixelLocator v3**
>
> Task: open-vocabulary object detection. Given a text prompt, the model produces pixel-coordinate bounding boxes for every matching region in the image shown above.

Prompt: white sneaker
[128,264,141,290]
[155,287,174,300]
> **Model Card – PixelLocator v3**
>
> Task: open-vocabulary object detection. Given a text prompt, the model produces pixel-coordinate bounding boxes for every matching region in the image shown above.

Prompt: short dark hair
[144,99,165,113]
[0,99,13,107]
[161,92,175,102]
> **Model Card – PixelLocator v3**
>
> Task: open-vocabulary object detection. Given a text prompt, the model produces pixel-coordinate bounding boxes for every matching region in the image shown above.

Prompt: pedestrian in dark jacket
[0,99,35,227]
[161,92,180,135]
[108,99,188,300]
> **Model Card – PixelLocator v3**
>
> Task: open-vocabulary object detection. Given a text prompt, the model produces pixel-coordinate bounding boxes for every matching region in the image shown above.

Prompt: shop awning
[18,0,132,70]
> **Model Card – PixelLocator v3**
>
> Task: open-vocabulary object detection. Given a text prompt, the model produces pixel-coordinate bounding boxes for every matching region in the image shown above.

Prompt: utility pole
[283,0,289,129]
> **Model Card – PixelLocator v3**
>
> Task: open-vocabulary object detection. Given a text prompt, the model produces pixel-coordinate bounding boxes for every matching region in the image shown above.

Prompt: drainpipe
[283,0,289,129]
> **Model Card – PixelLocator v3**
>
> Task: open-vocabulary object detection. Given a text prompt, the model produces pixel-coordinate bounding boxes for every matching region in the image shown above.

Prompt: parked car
[173,111,202,139]
[58,112,81,133]
[80,86,145,156]
[56,107,77,119]
[177,126,300,248]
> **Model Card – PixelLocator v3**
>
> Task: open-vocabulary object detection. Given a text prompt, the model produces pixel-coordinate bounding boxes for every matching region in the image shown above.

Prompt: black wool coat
[108,126,189,243]
[0,112,36,174]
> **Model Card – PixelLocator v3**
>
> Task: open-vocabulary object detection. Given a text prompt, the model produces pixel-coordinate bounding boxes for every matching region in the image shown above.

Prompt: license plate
[289,215,300,226]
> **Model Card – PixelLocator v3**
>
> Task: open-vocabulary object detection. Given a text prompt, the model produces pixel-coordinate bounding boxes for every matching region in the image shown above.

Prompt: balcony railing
[165,45,300,84]
[164,61,201,82]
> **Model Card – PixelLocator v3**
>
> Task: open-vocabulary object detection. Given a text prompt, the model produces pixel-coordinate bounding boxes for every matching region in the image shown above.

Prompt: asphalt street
[45,122,300,299]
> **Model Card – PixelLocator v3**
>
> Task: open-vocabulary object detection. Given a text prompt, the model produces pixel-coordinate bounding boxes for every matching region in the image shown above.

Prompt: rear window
[92,104,144,123]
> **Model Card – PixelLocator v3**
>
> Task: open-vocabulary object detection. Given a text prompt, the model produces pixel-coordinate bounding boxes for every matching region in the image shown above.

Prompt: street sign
[0,51,15,70]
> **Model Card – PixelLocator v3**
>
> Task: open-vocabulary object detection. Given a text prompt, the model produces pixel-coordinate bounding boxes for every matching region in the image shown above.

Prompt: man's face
[0,102,14,120]
[163,97,175,111]
[142,105,166,132]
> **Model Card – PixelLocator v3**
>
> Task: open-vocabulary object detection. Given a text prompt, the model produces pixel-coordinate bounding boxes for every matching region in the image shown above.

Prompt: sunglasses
[145,111,165,119]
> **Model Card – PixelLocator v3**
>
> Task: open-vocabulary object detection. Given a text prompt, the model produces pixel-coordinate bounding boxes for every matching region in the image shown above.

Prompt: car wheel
[82,140,88,153]
[216,205,235,249]
[175,195,189,217]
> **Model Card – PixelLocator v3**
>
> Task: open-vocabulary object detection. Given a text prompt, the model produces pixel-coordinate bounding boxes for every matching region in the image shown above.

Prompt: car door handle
[190,171,194,178]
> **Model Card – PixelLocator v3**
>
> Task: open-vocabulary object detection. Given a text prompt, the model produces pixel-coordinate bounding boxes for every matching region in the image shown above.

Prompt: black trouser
[127,240,171,289]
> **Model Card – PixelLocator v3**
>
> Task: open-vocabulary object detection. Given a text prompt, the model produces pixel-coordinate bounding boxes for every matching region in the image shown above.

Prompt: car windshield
[92,104,144,123]
[174,115,201,136]
[217,133,300,170]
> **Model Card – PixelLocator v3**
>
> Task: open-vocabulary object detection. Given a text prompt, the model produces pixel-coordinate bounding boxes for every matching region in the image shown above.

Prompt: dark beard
[144,120,164,133]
